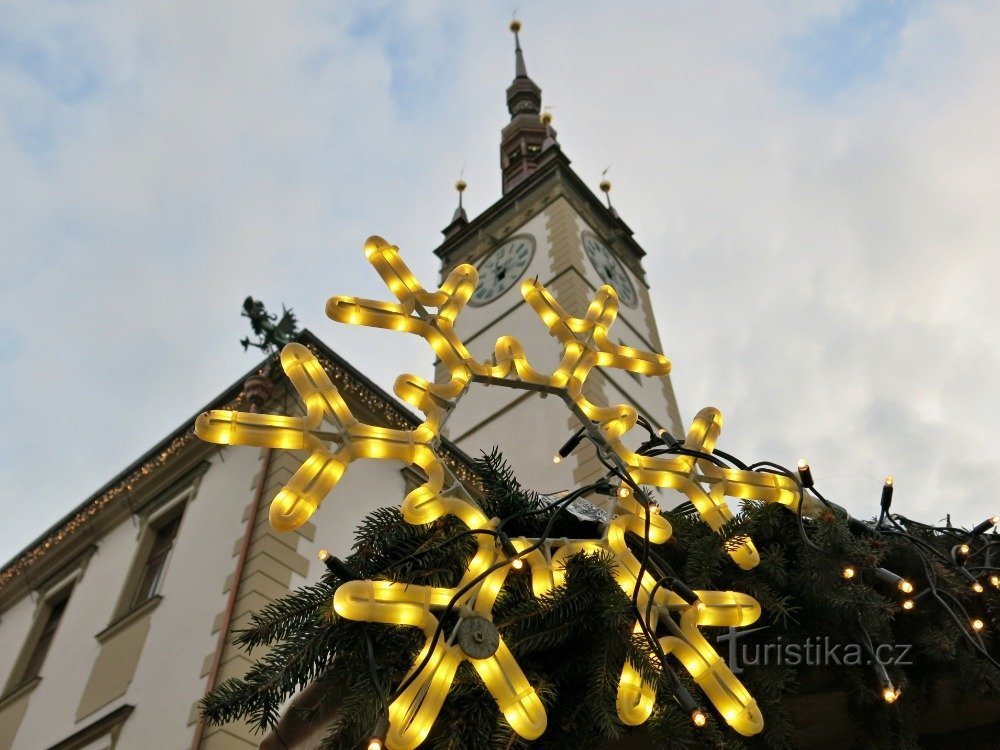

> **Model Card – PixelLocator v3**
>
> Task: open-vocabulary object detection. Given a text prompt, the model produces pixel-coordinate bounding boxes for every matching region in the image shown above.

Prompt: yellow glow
[317,548,331,562]
[959,544,971,555]
[883,687,898,704]
[973,619,985,631]
[902,599,915,611]
[898,580,913,594]
[884,475,893,487]
[797,458,808,471]
[552,454,562,464]
[367,740,383,750]
[992,515,1000,525]
[990,575,1000,588]
[842,566,856,580]
[692,709,708,727]
[197,236,781,743]
[973,582,985,593]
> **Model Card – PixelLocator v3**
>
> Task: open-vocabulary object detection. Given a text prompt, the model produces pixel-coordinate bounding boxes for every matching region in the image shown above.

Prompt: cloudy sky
[2,1,999,564]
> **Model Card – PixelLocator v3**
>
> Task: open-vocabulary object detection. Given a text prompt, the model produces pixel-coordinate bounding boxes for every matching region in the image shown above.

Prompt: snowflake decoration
[195,235,815,744]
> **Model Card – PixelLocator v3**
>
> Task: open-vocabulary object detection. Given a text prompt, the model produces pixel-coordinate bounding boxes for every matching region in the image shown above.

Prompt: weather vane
[239,296,298,355]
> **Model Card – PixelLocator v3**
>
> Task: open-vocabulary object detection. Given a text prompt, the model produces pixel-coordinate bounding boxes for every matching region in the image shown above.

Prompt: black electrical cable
[386,480,605,705]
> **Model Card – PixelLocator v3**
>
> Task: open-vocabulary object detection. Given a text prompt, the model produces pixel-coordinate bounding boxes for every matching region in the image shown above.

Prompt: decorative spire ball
[451,178,468,225]
[599,170,616,214]
[510,18,521,33]
[540,110,553,126]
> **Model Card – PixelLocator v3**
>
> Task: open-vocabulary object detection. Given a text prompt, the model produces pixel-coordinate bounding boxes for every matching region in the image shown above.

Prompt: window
[9,585,74,689]
[127,513,182,612]
[107,465,204,624]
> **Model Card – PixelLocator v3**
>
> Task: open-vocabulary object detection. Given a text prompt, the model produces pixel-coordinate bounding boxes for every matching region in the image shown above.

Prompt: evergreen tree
[200,450,1000,749]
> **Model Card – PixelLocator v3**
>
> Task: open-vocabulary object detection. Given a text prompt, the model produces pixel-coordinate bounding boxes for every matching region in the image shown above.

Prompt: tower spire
[501,20,552,194]
[512,19,528,78]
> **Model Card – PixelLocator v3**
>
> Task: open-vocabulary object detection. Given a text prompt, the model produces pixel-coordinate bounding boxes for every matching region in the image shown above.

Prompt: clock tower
[434,23,683,499]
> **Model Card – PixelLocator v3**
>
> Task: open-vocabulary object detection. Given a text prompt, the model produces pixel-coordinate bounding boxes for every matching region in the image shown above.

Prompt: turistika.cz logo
[715,627,913,674]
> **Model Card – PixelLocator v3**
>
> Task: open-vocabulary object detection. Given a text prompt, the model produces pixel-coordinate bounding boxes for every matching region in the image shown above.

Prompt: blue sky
[2,1,1000,565]
[785,0,912,100]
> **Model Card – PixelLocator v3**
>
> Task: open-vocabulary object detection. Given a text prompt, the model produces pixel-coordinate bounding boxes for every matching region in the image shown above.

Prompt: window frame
[109,474,198,624]
[3,576,76,695]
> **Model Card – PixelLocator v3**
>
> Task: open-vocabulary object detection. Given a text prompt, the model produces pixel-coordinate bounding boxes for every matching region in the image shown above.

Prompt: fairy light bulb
[511,557,525,571]
[617,484,631,498]
[694,600,707,613]
[367,740,383,750]
[692,709,707,727]
[898,579,914,594]
[972,515,1000,535]
[882,687,898,704]
[973,582,985,594]
[552,454,562,464]
[972,619,985,632]
[990,575,1000,588]
[842,566,856,580]
[317,548,331,562]
[902,599,915,611]
[797,458,814,488]
[959,544,971,556]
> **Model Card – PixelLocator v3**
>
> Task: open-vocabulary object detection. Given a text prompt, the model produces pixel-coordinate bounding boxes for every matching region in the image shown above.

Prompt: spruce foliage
[200,451,1000,749]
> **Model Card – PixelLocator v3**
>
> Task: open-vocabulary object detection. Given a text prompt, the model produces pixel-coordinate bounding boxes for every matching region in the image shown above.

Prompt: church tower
[435,22,683,498]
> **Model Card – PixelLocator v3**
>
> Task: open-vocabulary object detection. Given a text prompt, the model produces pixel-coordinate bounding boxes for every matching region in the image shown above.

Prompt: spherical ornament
[510,19,521,33]
[455,179,467,193]
[599,179,612,194]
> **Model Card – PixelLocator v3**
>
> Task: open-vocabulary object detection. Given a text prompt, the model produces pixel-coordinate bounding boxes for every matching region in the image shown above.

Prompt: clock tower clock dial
[581,231,638,308]
[469,235,535,307]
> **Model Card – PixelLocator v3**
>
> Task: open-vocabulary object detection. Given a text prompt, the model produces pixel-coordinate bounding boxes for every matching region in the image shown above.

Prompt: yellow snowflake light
[195,235,807,744]
[334,496,546,749]
[611,407,803,570]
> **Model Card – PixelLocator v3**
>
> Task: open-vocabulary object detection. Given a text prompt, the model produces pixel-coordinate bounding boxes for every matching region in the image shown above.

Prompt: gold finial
[510,19,522,33]
[599,179,611,194]
[455,179,467,193]
[540,110,553,126]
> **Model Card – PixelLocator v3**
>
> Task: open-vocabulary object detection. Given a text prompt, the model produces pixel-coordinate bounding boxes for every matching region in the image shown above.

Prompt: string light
[368,713,388,750]
[991,575,1000,588]
[880,476,894,512]
[972,582,985,594]
[797,459,814,489]
[972,619,985,632]
[191,234,1000,746]
[902,599,915,611]
[971,514,1000,536]
[692,709,708,727]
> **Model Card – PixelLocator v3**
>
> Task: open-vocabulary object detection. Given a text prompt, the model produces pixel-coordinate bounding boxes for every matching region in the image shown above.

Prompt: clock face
[581,231,638,308]
[469,235,535,307]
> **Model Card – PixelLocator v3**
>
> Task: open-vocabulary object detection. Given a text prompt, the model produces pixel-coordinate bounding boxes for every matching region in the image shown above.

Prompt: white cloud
[2,0,1000,564]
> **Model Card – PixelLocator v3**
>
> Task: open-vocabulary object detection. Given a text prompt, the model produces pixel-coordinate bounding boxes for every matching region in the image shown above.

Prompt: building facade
[0,31,682,750]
